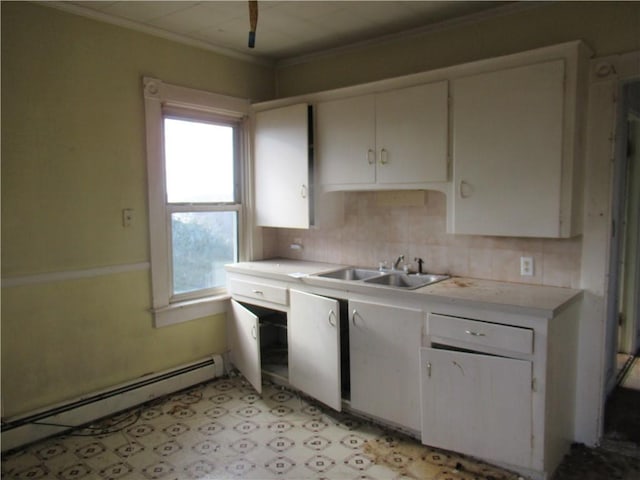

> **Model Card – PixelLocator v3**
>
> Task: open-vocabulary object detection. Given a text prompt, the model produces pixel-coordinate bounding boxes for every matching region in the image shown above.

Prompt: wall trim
[1,262,150,288]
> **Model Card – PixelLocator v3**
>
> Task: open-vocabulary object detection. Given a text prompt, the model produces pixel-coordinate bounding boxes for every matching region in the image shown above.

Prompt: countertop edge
[225,260,582,318]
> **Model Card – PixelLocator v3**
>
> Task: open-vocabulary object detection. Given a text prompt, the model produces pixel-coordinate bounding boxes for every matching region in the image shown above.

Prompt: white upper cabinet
[317,82,449,189]
[450,42,589,238]
[254,103,311,228]
[316,94,376,185]
[451,61,564,237]
[252,41,589,237]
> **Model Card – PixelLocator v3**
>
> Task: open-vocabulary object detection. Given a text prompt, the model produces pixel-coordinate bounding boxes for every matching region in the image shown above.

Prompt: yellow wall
[276,2,640,96]
[1,2,275,417]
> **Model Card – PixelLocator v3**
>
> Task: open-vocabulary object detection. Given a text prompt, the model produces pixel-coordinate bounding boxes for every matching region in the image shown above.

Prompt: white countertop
[226,258,582,317]
[226,259,345,278]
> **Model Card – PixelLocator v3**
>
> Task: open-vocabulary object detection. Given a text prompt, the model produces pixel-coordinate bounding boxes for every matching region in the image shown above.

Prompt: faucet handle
[414,257,425,274]
[392,255,405,270]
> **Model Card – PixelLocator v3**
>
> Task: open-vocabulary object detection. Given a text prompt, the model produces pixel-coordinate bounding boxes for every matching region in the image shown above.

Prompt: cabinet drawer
[428,313,533,355]
[228,279,288,306]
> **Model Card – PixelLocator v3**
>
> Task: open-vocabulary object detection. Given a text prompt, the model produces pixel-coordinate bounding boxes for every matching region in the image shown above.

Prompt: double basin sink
[315,267,449,290]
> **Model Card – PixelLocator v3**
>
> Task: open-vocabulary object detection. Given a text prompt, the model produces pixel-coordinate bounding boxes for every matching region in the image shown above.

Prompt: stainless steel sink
[317,268,383,281]
[315,267,449,289]
[364,272,449,289]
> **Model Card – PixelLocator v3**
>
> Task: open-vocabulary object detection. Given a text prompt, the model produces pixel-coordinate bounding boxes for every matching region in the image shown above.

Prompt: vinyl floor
[1,375,522,480]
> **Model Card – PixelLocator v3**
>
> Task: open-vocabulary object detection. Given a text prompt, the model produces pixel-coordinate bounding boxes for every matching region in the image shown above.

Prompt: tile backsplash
[263,191,582,288]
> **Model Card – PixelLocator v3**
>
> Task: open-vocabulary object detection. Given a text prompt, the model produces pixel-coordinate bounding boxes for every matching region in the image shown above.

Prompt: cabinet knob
[465,329,486,337]
[380,148,389,165]
[459,180,472,198]
[367,149,375,165]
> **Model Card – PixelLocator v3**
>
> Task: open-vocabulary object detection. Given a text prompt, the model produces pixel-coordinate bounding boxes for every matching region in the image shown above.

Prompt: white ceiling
[55,1,511,64]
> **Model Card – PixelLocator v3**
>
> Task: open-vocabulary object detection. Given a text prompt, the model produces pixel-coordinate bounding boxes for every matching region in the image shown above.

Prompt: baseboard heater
[1,355,224,452]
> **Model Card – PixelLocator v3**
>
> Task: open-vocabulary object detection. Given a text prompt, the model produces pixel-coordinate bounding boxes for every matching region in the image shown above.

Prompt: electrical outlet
[520,256,534,276]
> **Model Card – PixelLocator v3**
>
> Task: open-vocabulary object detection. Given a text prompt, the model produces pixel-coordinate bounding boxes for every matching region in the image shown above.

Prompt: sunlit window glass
[164,118,234,203]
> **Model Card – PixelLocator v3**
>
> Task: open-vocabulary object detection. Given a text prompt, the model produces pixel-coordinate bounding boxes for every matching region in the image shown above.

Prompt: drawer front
[228,278,288,306]
[428,313,533,355]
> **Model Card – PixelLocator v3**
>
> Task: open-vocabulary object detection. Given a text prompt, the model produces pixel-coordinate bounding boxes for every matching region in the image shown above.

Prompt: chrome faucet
[392,255,405,270]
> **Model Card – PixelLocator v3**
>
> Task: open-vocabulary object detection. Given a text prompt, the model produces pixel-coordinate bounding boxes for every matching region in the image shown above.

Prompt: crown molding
[275,2,546,68]
[38,2,547,72]
[39,1,275,68]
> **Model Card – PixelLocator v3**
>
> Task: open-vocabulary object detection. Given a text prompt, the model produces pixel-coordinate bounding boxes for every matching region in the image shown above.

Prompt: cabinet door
[376,81,449,184]
[316,95,376,186]
[350,300,423,430]
[289,290,342,410]
[254,103,310,228]
[420,347,532,467]
[452,60,565,237]
[228,300,262,394]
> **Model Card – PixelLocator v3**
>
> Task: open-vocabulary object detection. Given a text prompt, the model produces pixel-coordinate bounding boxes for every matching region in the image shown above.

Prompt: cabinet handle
[427,362,432,378]
[367,149,375,165]
[328,309,336,327]
[380,148,389,165]
[251,325,257,340]
[459,180,471,198]
[300,184,307,199]
[351,309,358,326]
[465,330,485,337]
[252,289,264,295]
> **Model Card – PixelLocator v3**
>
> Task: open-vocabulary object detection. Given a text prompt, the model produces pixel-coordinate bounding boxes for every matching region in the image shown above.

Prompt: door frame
[575,50,639,447]
[618,107,640,355]
[605,79,640,393]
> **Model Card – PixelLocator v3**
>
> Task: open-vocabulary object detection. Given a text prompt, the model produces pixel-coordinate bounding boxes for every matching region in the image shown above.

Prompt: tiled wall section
[263,191,582,288]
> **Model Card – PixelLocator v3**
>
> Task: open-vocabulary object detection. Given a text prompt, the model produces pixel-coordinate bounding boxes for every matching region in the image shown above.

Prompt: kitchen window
[143,77,250,327]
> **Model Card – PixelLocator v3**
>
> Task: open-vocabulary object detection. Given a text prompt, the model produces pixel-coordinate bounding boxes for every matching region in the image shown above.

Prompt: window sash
[143,76,251,327]
[167,205,241,303]
[161,111,242,303]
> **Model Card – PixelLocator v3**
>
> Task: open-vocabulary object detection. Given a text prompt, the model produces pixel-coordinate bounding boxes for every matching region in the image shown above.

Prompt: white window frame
[143,77,250,327]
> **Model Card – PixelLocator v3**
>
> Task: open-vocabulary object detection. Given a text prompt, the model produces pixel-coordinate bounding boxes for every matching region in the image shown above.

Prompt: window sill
[152,293,230,328]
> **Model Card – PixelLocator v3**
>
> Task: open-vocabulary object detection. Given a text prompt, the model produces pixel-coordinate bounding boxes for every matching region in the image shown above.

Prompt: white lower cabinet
[349,299,423,431]
[289,289,343,411]
[227,278,347,412]
[228,299,264,394]
[227,263,581,480]
[420,347,532,467]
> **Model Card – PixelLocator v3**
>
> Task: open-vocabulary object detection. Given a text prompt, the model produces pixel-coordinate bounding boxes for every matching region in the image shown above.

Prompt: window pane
[171,211,237,295]
[164,117,235,203]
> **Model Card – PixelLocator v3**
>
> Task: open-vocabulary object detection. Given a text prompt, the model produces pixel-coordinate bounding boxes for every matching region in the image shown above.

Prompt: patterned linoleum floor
[1,376,521,480]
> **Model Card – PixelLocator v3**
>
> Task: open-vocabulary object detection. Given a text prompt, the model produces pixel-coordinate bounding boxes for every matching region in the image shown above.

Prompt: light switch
[122,208,134,227]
